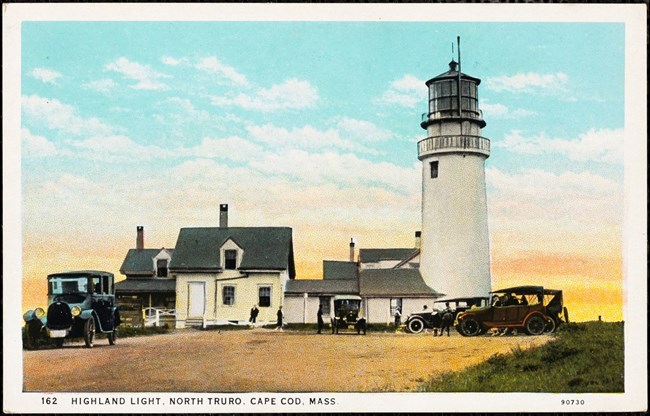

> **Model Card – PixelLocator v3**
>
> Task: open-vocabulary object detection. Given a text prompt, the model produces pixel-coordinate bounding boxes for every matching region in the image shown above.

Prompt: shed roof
[284,279,359,295]
[358,248,419,264]
[120,249,172,276]
[169,227,295,277]
[359,268,443,297]
[323,260,358,280]
[115,278,176,293]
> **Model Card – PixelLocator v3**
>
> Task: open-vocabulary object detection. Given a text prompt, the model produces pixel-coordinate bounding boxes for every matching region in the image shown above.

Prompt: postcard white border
[3,3,647,413]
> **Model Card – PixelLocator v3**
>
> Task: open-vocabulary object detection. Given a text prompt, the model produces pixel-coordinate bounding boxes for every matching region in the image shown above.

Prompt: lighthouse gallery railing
[418,135,490,158]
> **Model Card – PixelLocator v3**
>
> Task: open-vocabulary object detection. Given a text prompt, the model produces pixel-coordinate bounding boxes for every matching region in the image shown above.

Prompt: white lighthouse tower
[418,38,491,298]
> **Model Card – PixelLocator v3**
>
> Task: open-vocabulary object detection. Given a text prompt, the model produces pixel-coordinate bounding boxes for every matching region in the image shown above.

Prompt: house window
[258,286,271,307]
[222,285,235,306]
[224,250,237,270]
[390,298,403,317]
[157,259,168,277]
[319,297,331,315]
[430,161,439,179]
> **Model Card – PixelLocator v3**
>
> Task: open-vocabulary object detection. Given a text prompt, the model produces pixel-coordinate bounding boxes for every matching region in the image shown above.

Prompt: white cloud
[480,102,536,119]
[106,57,169,90]
[195,57,249,87]
[161,55,188,66]
[211,78,318,111]
[378,74,426,108]
[83,79,117,93]
[495,128,623,164]
[69,135,174,162]
[22,128,57,158]
[336,117,393,142]
[22,94,113,136]
[182,136,262,162]
[245,123,380,155]
[29,68,62,85]
[487,167,622,227]
[486,72,569,96]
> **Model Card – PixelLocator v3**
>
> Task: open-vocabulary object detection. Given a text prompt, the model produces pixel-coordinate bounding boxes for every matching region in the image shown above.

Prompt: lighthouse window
[430,161,439,179]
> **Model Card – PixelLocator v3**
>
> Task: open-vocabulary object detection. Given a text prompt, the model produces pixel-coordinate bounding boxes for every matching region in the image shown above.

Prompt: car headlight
[34,308,45,319]
[71,306,81,317]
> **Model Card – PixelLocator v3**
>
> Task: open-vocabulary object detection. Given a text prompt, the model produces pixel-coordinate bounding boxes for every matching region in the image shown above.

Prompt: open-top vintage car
[330,295,367,335]
[455,286,568,336]
[23,270,121,348]
[405,297,489,334]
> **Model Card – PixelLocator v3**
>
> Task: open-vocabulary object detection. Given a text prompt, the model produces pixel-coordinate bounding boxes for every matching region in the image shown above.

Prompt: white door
[188,282,206,318]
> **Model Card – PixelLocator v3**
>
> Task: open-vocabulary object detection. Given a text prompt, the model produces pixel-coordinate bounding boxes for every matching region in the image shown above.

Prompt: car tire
[563,307,570,323]
[543,316,557,334]
[84,318,95,348]
[54,338,64,348]
[407,318,425,334]
[524,315,546,336]
[458,318,481,337]
[108,328,117,345]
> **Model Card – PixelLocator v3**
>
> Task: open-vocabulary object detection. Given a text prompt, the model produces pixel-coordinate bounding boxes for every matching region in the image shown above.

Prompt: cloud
[22,128,57,158]
[22,94,113,136]
[245,123,381,155]
[106,57,169,90]
[480,102,536,119]
[195,57,249,87]
[210,78,318,111]
[495,128,623,164]
[181,136,263,162]
[377,74,426,108]
[69,135,174,162]
[82,79,117,93]
[335,117,393,142]
[161,55,189,66]
[486,72,569,96]
[29,68,62,85]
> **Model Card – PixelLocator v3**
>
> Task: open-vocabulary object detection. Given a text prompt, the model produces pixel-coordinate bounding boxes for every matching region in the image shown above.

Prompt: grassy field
[419,321,624,393]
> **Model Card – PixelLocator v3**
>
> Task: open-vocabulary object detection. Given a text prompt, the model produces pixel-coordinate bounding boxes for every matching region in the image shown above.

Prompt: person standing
[394,308,402,332]
[317,304,324,334]
[249,305,259,324]
[275,305,284,331]
[439,302,453,337]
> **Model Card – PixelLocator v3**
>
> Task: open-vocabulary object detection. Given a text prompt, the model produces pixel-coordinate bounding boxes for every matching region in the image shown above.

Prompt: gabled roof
[115,278,176,293]
[359,268,443,297]
[285,279,359,295]
[120,249,172,276]
[323,260,358,280]
[169,227,295,278]
[358,248,419,264]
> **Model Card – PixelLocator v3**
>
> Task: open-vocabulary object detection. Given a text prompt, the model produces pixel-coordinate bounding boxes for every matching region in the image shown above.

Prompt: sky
[19,20,627,322]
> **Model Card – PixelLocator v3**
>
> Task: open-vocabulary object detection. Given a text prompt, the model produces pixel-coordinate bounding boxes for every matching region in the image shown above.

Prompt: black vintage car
[330,295,367,335]
[23,270,121,348]
[405,297,489,334]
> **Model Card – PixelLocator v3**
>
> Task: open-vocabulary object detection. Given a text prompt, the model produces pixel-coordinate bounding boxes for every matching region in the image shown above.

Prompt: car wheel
[525,315,546,336]
[543,316,557,334]
[84,318,95,348]
[108,328,117,345]
[54,338,64,348]
[563,306,570,323]
[407,318,425,334]
[459,318,481,337]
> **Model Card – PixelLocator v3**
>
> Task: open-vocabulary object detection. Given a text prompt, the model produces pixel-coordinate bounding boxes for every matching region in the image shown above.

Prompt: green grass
[418,321,624,393]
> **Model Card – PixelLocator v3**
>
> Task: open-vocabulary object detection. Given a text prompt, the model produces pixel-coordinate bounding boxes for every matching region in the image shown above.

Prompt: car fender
[23,310,47,326]
[523,311,547,325]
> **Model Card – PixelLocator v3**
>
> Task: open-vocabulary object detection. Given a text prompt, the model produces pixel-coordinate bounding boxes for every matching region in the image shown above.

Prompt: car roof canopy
[47,270,114,279]
[333,295,362,301]
[434,296,488,303]
[490,286,544,294]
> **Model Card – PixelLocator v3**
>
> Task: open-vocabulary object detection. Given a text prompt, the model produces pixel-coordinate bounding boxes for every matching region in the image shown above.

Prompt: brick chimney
[415,231,421,249]
[136,226,144,250]
[349,238,355,262]
[219,204,228,228]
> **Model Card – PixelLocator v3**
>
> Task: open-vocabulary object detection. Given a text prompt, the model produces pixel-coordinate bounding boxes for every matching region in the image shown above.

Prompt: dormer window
[224,250,237,270]
[157,259,168,277]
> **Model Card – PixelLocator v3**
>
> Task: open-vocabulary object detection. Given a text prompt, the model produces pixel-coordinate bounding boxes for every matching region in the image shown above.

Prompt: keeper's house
[169,209,295,328]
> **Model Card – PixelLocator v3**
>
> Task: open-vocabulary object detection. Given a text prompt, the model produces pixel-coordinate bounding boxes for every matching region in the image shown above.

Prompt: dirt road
[23,328,550,392]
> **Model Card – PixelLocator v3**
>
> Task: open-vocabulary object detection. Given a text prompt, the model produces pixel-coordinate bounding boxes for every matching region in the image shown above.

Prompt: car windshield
[48,276,89,295]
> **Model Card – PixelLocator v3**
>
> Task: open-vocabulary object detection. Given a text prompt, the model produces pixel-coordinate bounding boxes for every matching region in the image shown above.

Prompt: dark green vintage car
[330,295,367,335]
[23,270,121,348]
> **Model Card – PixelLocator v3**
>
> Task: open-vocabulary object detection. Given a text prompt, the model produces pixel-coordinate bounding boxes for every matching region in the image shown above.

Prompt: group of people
[393,303,455,336]
[492,293,528,307]
[248,304,285,331]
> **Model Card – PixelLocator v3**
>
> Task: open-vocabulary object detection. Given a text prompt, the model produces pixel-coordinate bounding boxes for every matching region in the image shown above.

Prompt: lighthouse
[418,38,492,298]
